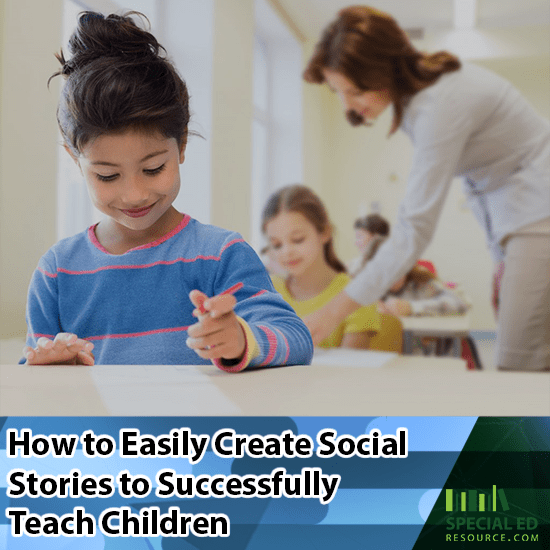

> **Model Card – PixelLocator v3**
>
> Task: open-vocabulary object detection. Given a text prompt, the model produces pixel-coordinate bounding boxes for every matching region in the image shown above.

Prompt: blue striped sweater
[24,215,313,370]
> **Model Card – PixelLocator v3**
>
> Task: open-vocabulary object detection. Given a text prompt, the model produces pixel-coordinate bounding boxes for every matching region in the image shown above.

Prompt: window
[252,0,303,251]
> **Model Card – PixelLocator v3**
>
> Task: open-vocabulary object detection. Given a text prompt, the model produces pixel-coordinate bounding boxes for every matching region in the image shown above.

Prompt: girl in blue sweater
[22,11,313,370]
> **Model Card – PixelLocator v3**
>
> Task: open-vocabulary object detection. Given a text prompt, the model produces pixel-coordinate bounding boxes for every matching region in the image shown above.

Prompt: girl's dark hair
[303,5,461,133]
[405,264,437,286]
[354,213,390,236]
[261,184,347,273]
[49,11,191,155]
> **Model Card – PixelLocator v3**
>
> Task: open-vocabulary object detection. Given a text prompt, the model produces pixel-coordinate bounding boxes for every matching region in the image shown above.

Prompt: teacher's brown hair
[303,5,461,133]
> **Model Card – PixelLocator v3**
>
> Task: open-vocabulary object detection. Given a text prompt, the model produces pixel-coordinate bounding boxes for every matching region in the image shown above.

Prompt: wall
[301,48,550,330]
[161,0,214,226]
[0,0,63,338]
[210,0,254,237]
[301,41,335,210]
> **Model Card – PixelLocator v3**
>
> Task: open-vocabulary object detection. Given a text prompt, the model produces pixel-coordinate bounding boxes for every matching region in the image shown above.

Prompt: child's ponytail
[324,239,347,273]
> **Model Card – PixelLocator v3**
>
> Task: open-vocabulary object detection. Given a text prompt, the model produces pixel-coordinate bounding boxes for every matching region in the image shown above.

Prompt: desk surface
[399,313,471,337]
[2,354,548,416]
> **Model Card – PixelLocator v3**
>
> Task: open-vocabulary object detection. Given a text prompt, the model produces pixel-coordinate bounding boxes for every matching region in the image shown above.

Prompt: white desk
[400,314,471,356]
[399,314,471,337]
[1,355,548,416]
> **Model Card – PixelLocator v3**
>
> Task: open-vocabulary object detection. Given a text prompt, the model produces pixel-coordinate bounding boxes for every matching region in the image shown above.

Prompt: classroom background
[1,0,549,367]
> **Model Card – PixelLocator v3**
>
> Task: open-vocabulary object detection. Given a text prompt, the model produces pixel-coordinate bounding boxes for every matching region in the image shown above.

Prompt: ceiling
[275,0,550,41]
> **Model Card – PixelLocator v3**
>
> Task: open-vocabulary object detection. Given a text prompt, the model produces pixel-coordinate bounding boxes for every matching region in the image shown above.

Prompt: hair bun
[67,11,163,68]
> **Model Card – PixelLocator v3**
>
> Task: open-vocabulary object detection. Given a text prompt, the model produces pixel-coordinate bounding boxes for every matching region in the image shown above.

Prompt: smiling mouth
[120,202,157,218]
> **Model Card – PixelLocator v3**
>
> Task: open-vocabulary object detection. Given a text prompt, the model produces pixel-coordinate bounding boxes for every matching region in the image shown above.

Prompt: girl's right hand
[23,333,95,366]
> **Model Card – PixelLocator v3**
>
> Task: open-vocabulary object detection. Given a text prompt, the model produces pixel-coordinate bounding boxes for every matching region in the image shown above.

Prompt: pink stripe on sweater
[250,289,268,299]
[258,325,278,366]
[54,239,246,275]
[29,333,55,340]
[132,215,192,251]
[220,239,244,254]
[88,214,191,254]
[85,325,190,341]
[37,267,57,278]
[274,327,290,364]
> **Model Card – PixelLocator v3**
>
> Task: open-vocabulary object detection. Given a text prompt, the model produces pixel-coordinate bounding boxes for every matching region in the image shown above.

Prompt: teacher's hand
[378,297,412,317]
[304,291,361,346]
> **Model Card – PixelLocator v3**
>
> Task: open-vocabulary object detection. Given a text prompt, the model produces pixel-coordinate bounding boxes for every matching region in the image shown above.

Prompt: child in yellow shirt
[262,185,379,349]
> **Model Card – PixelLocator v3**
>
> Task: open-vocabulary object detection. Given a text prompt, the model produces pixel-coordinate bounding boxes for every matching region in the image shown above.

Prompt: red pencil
[197,282,244,314]
[219,281,244,296]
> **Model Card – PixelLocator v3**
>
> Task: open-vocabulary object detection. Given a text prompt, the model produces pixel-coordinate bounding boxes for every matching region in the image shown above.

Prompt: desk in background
[400,313,471,357]
[1,352,548,416]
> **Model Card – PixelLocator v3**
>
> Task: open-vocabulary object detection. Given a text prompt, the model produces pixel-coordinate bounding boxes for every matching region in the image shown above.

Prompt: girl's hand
[186,290,246,362]
[378,297,412,317]
[23,333,95,365]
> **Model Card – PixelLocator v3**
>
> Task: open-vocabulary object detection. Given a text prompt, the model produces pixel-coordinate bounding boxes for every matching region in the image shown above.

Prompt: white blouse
[346,62,550,306]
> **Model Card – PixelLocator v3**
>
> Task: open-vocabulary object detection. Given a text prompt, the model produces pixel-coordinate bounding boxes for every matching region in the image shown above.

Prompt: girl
[262,185,379,349]
[379,265,470,318]
[302,6,550,371]
[379,264,471,357]
[353,214,390,252]
[22,11,313,370]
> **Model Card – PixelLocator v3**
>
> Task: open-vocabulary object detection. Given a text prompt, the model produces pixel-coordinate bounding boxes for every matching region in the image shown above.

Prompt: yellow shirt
[271,273,380,348]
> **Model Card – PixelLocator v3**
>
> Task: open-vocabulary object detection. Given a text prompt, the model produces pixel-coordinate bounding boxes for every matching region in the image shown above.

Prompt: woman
[302,6,550,371]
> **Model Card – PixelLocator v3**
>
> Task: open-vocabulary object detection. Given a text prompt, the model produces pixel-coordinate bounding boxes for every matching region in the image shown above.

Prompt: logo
[446,485,509,513]
[444,485,539,544]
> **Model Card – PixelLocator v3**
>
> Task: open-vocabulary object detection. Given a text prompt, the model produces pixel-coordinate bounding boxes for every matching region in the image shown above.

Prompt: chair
[461,336,483,370]
[369,314,403,353]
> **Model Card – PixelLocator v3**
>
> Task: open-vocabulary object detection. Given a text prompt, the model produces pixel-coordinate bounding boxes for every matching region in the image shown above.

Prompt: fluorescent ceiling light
[454,0,477,29]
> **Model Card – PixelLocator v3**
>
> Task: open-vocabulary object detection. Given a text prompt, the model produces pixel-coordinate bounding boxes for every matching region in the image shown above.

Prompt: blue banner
[3,416,545,549]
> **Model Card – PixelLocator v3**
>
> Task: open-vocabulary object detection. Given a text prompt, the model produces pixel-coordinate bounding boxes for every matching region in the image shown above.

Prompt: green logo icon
[446,485,509,513]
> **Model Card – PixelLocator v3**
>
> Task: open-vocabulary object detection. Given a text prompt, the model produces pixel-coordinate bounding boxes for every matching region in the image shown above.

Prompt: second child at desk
[262,185,380,349]
[378,264,470,318]
[22,11,313,370]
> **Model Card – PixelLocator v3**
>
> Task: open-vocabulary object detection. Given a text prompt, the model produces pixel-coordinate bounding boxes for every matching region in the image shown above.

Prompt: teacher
[302,6,550,371]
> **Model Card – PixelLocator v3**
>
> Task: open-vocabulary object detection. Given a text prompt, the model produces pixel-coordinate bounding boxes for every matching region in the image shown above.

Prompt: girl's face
[264,211,329,277]
[322,69,391,123]
[354,229,374,252]
[71,129,185,234]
